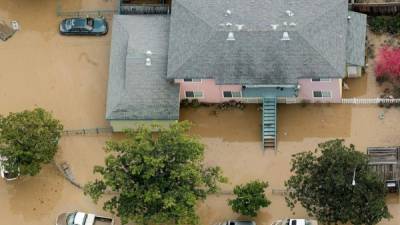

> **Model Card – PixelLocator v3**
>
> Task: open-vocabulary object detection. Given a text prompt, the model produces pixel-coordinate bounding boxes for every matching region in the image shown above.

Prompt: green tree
[285,139,391,225]
[228,180,271,217]
[0,108,63,176]
[84,122,226,225]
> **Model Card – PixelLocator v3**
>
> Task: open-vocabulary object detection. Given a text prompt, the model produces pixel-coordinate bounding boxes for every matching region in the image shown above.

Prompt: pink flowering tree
[375,46,400,81]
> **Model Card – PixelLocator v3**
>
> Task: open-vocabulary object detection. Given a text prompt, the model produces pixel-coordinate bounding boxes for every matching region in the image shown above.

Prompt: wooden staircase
[262,97,277,149]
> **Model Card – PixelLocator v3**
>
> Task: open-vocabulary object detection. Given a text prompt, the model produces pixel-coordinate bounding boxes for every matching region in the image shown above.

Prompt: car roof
[230,220,255,225]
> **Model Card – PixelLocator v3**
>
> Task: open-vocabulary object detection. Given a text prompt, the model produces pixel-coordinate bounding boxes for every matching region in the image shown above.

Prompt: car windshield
[66,213,76,225]
[65,20,73,30]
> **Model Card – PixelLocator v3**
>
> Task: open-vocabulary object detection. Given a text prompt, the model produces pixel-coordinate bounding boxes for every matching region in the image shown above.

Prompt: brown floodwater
[60,0,117,11]
[1,0,400,224]
[181,104,400,225]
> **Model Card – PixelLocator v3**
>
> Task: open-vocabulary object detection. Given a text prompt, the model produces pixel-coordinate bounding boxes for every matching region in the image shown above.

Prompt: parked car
[59,17,108,36]
[0,156,19,181]
[219,220,256,225]
[271,219,318,225]
[56,211,114,225]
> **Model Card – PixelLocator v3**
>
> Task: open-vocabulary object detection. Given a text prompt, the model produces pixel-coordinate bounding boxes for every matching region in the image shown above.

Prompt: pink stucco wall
[176,79,242,103]
[297,79,342,102]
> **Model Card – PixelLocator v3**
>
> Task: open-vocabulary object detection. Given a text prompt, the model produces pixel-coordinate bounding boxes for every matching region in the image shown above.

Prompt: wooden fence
[120,4,170,14]
[63,127,113,136]
[341,98,400,104]
[351,2,400,16]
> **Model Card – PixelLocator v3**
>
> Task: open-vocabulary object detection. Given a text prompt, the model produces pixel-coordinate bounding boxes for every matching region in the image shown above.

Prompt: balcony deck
[242,86,297,98]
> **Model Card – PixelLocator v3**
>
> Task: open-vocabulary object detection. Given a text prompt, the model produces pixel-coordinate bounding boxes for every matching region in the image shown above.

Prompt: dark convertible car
[59,17,108,36]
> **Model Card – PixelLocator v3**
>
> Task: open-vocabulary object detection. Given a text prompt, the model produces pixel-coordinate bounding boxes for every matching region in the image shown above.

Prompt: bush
[228,180,271,217]
[375,46,400,79]
[368,16,400,34]
[369,16,388,33]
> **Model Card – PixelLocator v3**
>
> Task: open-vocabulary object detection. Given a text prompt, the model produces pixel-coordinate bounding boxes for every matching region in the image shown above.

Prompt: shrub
[368,16,400,34]
[375,46,400,80]
[228,180,271,217]
[369,16,388,33]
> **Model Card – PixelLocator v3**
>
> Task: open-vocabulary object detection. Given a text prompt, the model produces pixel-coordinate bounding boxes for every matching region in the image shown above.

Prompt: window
[183,79,201,82]
[311,78,331,82]
[313,91,331,98]
[185,91,203,98]
[223,91,241,98]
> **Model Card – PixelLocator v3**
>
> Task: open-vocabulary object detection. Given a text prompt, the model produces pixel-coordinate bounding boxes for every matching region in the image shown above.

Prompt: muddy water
[0,0,118,224]
[60,0,117,11]
[181,104,400,225]
[1,0,400,224]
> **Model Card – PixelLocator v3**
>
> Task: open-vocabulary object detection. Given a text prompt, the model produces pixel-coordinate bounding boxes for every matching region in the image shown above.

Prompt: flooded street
[0,0,399,224]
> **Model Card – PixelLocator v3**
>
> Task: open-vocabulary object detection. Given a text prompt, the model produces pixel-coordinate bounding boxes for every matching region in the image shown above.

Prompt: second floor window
[223,91,241,98]
[311,78,331,82]
[183,79,201,82]
[185,91,203,98]
[313,91,331,98]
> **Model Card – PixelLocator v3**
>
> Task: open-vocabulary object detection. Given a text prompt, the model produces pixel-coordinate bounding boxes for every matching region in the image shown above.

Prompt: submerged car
[0,156,19,181]
[56,211,114,225]
[219,220,256,225]
[59,17,108,36]
[271,219,318,225]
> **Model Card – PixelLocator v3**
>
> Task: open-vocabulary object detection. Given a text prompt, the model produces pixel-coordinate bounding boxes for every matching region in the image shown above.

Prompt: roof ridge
[174,0,216,27]
[296,0,346,76]
[171,31,218,77]
[168,1,216,77]
[296,1,346,74]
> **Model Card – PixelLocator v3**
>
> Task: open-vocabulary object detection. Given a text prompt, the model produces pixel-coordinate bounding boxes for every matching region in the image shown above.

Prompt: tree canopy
[0,108,63,176]
[84,122,226,225]
[228,180,271,217]
[285,139,391,225]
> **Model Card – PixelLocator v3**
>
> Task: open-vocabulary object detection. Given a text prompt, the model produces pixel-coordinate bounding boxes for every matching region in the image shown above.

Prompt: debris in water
[379,112,385,120]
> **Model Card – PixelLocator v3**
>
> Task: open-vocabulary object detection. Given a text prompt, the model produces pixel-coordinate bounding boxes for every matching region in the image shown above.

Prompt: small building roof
[167,0,349,85]
[346,11,367,66]
[106,15,180,121]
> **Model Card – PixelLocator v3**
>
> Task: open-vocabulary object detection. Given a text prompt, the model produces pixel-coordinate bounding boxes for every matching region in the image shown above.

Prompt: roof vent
[145,58,152,66]
[281,32,290,41]
[226,22,233,27]
[347,16,351,20]
[146,50,152,56]
[289,22,297,27]
[227,32,235,41]
[236,24,244,31]
[283,21,288,26]
[225,9,232,16]
[286,10,294,17]
[271,24,279,30]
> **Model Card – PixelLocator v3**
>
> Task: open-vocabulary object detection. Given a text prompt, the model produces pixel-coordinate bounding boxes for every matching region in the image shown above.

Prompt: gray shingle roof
[106,15,180,120]
[346,11,367,66]
[167,0,350,85]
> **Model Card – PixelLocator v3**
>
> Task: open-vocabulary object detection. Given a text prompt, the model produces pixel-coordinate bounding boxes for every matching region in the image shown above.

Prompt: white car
[56,211,114,225]
[272,219,318,225]
[0,156,19,181]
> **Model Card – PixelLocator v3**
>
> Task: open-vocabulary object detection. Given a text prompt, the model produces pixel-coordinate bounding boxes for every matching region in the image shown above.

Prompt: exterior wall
[297,78,342,103]
[176,79,242,103]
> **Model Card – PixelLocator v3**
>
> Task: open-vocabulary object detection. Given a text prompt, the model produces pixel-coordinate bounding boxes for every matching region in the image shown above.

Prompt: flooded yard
[0,0,400,225]
[181,104,400,225]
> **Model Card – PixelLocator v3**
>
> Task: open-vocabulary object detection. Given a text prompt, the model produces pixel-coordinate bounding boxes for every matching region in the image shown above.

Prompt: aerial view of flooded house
[106,0,367,148]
